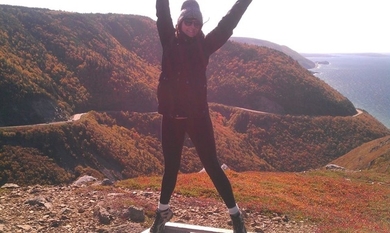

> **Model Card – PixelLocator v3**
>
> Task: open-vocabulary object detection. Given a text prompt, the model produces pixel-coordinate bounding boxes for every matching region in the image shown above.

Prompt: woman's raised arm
[156,0,175,45]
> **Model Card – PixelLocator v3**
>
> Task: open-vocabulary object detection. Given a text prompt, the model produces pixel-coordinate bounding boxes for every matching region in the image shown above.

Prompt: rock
[24,196,48,207]
[325,164,345,170]
[1,183,19,189]
[272,216,282,222]
[50,219,62,227]
[101,178,114,186]
[254,227,265,233]
[95,206,113,225]
[125,206,145,223]
[17,225,32,231]
[72,175,98,186]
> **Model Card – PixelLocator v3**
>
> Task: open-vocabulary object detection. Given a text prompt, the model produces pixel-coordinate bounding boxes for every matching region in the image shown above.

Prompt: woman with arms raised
[152,0,252,232]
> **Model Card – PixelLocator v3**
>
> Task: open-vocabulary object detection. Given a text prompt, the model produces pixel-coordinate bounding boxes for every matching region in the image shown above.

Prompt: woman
[151,0,252,232]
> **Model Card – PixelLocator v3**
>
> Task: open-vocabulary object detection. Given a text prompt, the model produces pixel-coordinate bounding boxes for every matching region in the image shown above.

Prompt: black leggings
[159,115,236,208]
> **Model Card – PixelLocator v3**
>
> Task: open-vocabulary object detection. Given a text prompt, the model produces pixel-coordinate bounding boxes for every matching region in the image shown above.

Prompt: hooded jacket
[156,0,252,118]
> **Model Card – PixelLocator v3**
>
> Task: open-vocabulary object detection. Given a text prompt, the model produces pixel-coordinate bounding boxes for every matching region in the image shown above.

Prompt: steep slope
[0,6,160,126]
[208,41,356,116]
[331,135,390,173]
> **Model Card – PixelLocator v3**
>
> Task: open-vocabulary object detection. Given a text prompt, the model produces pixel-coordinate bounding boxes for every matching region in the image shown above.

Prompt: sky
[1,0,389,53]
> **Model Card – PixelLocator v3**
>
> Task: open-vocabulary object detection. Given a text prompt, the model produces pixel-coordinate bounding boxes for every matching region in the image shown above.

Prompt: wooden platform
[142,222,233,233]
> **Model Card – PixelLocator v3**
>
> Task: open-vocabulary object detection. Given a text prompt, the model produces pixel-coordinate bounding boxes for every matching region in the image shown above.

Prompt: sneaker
[150,208,173,233]
[230,211,247,233]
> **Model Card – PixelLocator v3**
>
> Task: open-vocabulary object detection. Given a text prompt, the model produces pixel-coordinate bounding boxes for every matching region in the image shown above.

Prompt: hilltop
[1,169,389,232]
[0,178,318,233]
[230,37,316,69]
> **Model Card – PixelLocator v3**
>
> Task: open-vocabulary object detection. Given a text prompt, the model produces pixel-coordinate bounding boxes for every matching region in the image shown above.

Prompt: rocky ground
[0,177,317,233]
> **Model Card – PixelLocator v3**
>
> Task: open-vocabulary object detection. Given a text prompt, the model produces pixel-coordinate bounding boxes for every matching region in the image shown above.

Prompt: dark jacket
[156,0,252,118]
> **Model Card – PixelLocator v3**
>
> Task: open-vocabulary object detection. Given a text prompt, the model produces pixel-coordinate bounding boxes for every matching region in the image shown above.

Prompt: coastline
[306,54,390,129]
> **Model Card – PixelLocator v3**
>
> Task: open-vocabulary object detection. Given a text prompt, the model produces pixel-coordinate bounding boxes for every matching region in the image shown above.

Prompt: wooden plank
[142,222,233,233]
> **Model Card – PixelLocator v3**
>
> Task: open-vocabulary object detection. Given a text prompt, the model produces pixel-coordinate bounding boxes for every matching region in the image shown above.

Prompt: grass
[117,169,390,233]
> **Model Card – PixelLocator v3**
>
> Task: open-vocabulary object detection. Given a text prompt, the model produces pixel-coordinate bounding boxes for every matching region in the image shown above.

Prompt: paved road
[0,113,85,130]
[0,108,363,130]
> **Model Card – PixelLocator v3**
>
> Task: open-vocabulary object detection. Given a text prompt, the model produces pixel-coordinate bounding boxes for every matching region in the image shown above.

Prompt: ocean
[306,54,390,129]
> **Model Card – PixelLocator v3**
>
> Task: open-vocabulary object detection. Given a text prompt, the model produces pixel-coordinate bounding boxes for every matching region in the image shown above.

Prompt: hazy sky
[1,0,389,53]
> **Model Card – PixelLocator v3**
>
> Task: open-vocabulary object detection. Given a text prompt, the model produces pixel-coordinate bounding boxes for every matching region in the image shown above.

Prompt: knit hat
[177,0,203,26]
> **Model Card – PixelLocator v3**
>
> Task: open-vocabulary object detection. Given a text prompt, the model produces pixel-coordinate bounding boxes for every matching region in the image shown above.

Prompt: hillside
[230,37,316,69]
[0,5,161,126]
[0,5,390,186]
[0,4,357,127]
[1,106,389,186]
[331,135,390,172]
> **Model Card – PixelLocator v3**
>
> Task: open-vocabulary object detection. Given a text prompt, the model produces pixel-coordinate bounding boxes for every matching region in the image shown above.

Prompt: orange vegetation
[119,170,390,232]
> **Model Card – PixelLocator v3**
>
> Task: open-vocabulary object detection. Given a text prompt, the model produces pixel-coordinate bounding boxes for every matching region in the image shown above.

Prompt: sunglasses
[183,19,202,28]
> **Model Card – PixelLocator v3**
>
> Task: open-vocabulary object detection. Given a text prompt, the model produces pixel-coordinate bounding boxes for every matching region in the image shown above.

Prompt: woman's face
[181,18,202,38]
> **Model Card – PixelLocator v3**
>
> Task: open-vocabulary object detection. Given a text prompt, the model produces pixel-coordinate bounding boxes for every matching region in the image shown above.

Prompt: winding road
[0,108,363,130]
